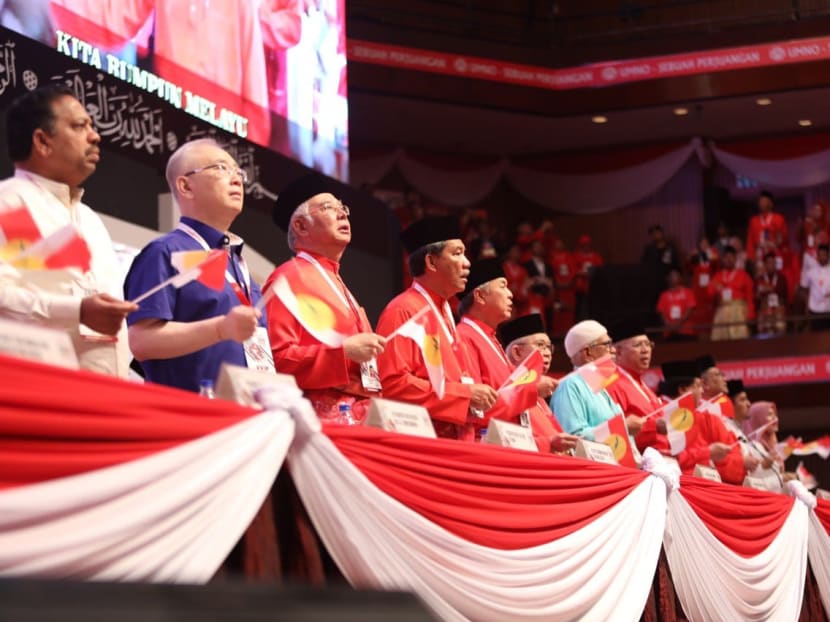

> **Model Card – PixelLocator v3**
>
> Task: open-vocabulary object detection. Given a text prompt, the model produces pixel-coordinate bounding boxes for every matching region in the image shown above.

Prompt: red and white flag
[593,414,637,468]
[170,249,228,291]
[0,205,40,259]
[10,223,91,272]
[796,461,818,490]
[497,349,543,414]
[574,354,618,393]
[656,392,698,455]
[791,435,830,460]
[396,309,445,399]
[270,273,347,347]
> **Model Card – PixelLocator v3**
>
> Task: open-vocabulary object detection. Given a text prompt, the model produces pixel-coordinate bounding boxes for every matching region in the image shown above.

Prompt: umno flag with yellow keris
[9,223,91,272]
[270,272,348,348]
[576,354,619,393]
[170,249,228,291]
[658,392,698,455]
[0,204,41,260]
[396,308,445,399]
[592,414,637,468]
[497,349,543,414]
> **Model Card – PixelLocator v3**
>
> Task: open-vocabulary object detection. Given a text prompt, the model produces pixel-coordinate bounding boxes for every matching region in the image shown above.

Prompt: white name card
[742,476,769,491]
[0,318,78,369]
[693,464,723,482]
[484,419,538,452]
[574,439,618,465]
[365,398,436,438]
[215,362,297,407]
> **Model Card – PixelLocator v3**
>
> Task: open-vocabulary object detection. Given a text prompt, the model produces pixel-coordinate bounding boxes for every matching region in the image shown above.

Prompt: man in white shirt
[0,84,136,376]
[800,243,830,331]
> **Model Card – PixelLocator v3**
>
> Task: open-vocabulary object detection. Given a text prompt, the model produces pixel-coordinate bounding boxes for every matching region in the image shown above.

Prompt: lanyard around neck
[460,317,509,365]
[176,221,251,297]
[413,282,455,345]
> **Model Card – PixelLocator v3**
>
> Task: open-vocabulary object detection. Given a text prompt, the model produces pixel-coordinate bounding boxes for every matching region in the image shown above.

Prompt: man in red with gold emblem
[265,174,386,422]
[498,313,579,453]
[604,317,662,453]
[376,216,498,439]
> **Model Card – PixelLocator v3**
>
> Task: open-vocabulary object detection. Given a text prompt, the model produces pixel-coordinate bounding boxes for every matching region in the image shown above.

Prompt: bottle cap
[199,379,214,389]
[338,402,351,412]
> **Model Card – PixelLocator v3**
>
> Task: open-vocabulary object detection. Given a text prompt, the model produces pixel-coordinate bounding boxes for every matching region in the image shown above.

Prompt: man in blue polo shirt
[124,138,270,391]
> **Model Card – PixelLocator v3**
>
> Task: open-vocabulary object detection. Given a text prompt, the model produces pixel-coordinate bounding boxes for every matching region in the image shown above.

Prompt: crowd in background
[384,187,830,339]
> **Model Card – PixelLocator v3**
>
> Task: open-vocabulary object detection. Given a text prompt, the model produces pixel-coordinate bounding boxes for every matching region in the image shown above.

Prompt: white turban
[564,320,608,359]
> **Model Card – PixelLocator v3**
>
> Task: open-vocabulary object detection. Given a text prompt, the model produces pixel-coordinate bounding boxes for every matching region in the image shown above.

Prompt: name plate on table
[816,489,830,501]
[484,419,538,452]
[574,439,618,465]
[693,464,722,483]
[0,318,78,369]
[216,362,297,407]
[743,475,769,490]
[365,398,436,438]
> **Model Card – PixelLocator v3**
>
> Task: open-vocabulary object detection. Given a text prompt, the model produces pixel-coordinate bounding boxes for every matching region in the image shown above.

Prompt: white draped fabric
[286,404,666,622]
[350,141,701,213]
[808,509,830,618]
[710,141,830,189]
[664,491,808,622]
[0,409,294,583]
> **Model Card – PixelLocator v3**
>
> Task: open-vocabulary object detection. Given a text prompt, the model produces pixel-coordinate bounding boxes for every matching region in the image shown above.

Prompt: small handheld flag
[497,349,543,415]
[130,248,228,304]
[9,223,91,272]
[270,273,347,347]
[395,308,445,399]
[593,414,636,467]
[574,354,618,393]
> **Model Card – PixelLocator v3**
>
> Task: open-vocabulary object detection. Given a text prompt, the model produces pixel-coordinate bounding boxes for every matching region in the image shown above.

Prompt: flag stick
[129,274,181,304]
[254,283,275,312]
[383,306,430,341]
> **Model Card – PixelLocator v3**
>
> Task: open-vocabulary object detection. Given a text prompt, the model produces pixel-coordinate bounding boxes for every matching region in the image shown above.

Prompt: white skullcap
[564,320,608,359]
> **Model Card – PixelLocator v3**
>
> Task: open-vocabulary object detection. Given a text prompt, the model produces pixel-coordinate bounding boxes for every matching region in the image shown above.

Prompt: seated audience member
[265,174,386,422]
[573,235,603,321]
[656,269,697,341]
[800,243,830,331]
[709,377,760,484]
[502,244,529,317]
[709,245,754,341]
[552,320,624,440]
[747,190,788,264]
[641,224,680,293]
[376,216,497,439]
[755,250,788,337]
[604,317,661,453]
[124,139,267,392]
[498,313,578,453]
[743,400,790,492]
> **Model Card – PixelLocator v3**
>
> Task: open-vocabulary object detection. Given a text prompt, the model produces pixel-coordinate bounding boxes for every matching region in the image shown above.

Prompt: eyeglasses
[587,339,614,351]
[310,201,350,217]
[518,340,552,351]
[627,339,655,351]
[183,162,248,184]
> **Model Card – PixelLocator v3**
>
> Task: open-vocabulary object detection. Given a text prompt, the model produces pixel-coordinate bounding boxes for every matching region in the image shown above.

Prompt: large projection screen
[0,0,349,181]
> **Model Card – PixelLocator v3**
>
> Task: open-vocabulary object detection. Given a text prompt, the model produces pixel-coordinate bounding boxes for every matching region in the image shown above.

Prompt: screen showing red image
[2,0,349,180]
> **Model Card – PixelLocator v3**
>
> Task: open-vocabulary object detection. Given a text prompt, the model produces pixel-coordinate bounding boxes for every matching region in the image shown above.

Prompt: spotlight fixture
[673,107,689,116]
[756,97,772,106]
[591,115,608,124]
[798,119,813,127]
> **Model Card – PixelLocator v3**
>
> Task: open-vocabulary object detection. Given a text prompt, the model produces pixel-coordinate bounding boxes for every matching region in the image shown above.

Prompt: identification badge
[767,293,779,308]
[775,256,783,271]
[243,326,275,373]
[519,411,531,428]
[662,250,672,264]
[461,374,484,419]
[808,234,815,248]
[360,357,382,392]
[582,262,592,273]
[669,305,681,320]
[559,264,569,276]
[698,273,709,287]
[722,287,733,302]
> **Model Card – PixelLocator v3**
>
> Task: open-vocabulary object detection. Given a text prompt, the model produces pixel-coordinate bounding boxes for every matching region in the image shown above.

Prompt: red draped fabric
[815,498,830,537]
[324,423,649,550]
[0,353,260,489]
[678,475,796,557]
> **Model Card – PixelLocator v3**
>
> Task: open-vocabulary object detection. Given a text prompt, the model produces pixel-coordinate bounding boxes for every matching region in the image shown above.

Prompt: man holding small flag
[0,85,136,376]
[376,216,498,439]
[265,174,386,421]
[124,139,268,392]
[552,320,626,441]
[499,313,579,453]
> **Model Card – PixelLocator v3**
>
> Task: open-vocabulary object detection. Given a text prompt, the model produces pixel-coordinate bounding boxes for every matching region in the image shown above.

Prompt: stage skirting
[1,353,828,621]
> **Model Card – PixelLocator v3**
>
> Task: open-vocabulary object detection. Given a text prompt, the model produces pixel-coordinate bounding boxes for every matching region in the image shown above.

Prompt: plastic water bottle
[198,379,215,399]
[337,402,356,426]
[479,428,488,444]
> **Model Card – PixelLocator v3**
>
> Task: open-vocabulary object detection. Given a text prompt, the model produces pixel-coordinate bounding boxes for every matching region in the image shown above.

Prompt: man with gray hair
[265,174,386,422]
[551,319,624,439]
[124,138,267,391]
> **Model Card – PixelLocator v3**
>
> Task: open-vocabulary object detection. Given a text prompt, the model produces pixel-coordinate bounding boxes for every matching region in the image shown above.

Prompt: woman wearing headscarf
[742,401,786,492]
